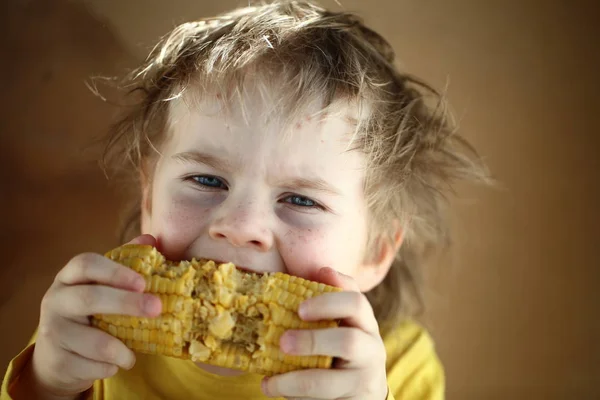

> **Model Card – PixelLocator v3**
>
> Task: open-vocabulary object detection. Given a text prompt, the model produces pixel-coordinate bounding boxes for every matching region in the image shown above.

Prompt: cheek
[277,209,322,229]
[151,192,212,260]
[280,227,360,279]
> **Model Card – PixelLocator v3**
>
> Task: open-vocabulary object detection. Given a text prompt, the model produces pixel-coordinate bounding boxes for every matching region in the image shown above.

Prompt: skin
[140,90,400,398]
[11,88,401,400]
[9,234,161,400]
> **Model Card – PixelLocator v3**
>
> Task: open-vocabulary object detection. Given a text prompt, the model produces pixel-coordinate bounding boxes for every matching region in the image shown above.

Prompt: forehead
[165,84,365,170]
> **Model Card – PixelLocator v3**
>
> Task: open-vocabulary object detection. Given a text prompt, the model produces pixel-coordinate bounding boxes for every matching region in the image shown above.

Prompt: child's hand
[28,235,162,398]
[261,267,389,400]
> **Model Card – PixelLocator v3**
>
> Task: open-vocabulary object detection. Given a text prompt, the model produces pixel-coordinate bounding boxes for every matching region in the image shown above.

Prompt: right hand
[28,235,163,399]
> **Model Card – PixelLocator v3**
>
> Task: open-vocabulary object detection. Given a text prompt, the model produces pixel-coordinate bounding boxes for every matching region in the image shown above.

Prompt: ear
[355,221,404,292]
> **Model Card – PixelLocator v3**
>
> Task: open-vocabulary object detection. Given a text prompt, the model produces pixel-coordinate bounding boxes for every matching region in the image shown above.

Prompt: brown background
[1,0,598,399]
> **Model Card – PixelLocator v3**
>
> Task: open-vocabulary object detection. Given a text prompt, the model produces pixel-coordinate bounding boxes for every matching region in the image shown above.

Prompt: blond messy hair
[96,0,490,334]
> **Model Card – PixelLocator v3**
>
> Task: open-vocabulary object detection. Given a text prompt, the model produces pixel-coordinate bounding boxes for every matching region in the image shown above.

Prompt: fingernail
[280,331,296,354]
[298,302,308,319]
[261,377,270,396]
[133,276,146,291]
[121,351,136,370]
[143,294,161,315]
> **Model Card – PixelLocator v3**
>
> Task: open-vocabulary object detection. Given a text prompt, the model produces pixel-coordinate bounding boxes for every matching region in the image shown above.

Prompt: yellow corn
[90,244,342,376]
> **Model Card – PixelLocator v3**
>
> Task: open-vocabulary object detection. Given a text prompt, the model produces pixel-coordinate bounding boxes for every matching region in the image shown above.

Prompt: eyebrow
[275,176,341,196]
[172,150,341,196]
[171,151,235,173]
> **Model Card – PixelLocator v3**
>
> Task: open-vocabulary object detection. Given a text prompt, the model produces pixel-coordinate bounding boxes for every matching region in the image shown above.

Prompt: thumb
[309,267,361,292]
[126,234,157,247]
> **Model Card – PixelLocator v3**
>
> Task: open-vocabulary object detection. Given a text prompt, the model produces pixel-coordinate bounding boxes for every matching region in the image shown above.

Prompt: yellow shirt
[1,320,444,399]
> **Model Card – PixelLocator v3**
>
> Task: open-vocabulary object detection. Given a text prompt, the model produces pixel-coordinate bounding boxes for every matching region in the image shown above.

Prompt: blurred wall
[0,0,134,379]
[1,0,598,399]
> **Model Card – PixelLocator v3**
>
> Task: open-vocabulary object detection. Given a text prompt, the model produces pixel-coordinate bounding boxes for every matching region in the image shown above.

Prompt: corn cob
[90,244,342,376]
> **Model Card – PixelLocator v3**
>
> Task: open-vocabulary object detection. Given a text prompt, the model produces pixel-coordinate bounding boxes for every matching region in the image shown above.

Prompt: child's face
[140,89,393,292]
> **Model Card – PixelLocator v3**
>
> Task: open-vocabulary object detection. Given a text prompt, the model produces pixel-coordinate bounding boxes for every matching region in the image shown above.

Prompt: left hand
[261,267,389,399]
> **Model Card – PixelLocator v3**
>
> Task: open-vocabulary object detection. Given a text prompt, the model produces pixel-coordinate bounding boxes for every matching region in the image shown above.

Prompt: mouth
[203,259,266,275]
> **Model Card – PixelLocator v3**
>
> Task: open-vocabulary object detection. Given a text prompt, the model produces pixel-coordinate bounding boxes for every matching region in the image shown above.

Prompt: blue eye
[192,176,227,189]
[286,195,317,208]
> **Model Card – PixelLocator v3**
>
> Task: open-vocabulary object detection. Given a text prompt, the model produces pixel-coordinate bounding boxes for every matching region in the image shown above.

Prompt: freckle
[216,94,221,99]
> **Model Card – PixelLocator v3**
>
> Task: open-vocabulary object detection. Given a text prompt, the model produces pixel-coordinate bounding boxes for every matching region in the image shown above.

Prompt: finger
[307,267,361,292]
[299,291,379,334]
[262,368,357,399]
[56,253,146,292]
[53,284,161,319]
[40,347,119,391]
[62,351,120,384]
[280,327,382,367]
[279,327,379,364]
[126,234,157,246]
[55,317,136,370]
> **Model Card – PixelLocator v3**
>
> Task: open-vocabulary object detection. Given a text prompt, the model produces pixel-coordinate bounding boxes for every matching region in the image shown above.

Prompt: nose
[208,202,274,252]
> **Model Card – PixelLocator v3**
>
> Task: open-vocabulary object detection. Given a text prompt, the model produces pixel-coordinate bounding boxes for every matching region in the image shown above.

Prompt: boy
[1,1,489,399]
